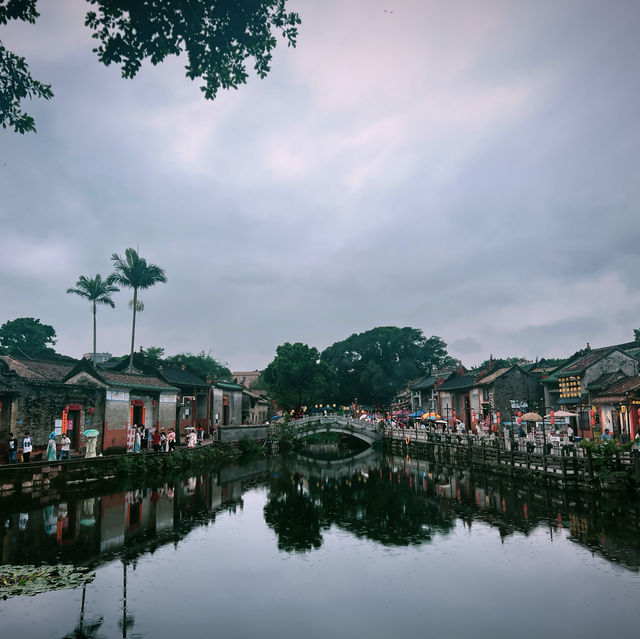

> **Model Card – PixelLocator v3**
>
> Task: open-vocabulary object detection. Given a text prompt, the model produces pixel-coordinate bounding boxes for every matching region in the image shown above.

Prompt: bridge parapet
[288,415,382,445]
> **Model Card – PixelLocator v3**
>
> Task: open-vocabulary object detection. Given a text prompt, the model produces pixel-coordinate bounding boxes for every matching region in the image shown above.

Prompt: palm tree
[67,274,119,365]
[110,248,167,372]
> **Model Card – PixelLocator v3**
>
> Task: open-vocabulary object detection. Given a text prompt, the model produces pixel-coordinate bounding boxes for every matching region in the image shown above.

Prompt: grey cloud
[2,0,640,371]
[449,337,483,355]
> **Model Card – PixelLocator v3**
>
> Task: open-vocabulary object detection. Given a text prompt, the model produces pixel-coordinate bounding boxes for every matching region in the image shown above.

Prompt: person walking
[197,425,204,445]
[160,429,167,452]
[151,428,161,452]
[134,427,141,453]
[46,434,57,462]
[22,432,33,463]
[167,428,176,452]
[58,433,71,460]
[187,429,197,448]
[8,433,18,463]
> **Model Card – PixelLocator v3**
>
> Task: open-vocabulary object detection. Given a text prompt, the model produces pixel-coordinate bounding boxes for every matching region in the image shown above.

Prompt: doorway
[131,404,144,430]
[67,409,82,449]
[223,395,230,425]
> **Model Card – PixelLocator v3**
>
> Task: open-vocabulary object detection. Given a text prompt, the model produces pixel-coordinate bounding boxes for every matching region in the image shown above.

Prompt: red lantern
[89,406,94,415]
[590,417,596,427]
[550,410,555,426]
[517,411,522,425]
[496,411,501,424]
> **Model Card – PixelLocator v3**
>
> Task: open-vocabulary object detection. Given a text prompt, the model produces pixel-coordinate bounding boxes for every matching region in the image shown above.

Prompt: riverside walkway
[386,426,640,488]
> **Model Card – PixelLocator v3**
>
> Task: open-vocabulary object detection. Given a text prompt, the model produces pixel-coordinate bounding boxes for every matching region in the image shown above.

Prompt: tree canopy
[142,346,166,361]
[165,350,231,381]
[1,0,301,133]
[0,316,58,358]
[321,327,457,407]
[262,342,335,412]
[66,273,119,365]
[111,248,167,372]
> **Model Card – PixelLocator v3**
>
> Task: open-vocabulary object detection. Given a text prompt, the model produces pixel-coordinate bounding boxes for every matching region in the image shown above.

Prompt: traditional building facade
[0,355,177,456]
[242,388,270,424]
[472,365,535,425]
[211,381,244,426]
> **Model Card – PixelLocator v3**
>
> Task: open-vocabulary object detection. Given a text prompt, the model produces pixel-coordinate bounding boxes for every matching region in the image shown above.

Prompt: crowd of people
[390,417,640,450]
[131,424,206,453]
[7,431,73,463]
[5,423,212,464]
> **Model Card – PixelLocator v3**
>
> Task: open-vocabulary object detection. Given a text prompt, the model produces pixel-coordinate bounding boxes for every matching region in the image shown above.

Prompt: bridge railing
[290,415,380,437]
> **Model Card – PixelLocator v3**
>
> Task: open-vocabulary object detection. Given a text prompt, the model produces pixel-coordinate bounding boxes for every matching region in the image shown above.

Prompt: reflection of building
[0,470,249,568]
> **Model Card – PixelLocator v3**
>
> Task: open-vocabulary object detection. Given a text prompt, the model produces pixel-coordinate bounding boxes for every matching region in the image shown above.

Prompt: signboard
[126,426,135,453]
[54,419,62,436]
[61,410,68,434]
[510,400,528,411]
[107,390,130,402]
[160,393,176,404]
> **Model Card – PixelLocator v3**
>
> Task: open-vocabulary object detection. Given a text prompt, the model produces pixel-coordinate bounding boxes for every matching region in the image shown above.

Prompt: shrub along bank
[112,444,238,478]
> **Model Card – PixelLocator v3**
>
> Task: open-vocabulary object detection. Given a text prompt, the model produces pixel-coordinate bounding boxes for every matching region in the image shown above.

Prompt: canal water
[1,451,639,638]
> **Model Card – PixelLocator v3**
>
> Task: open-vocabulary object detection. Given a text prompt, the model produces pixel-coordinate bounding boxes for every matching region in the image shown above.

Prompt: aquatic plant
[0,564,95,599]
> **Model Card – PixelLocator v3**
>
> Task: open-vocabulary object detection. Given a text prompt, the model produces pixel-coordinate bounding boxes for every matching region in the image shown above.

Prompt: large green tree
[263,342,335,412]
[66,273,119,365]
[165,350,231,381]
[1,0,301,133]
[0,316,57,358]
[321,327,456,408]
[110,248,167,373]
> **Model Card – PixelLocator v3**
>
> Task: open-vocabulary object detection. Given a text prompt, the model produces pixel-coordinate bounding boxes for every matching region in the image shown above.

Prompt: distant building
[83,352,112,365]
[232,370,261,388]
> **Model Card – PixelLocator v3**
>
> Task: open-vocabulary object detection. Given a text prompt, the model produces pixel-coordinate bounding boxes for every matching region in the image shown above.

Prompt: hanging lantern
[590,417,596,427]
[496,411,501,424]
[550,410,555,426]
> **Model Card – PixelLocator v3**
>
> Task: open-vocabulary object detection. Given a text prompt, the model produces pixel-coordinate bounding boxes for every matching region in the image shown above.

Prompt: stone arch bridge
[287,415,382,446]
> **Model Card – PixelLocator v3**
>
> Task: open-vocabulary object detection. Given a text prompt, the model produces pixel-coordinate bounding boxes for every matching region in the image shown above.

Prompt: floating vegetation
[0,564,95,599]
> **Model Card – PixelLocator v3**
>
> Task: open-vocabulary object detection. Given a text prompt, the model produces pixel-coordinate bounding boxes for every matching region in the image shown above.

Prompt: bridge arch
[289,416,382,446]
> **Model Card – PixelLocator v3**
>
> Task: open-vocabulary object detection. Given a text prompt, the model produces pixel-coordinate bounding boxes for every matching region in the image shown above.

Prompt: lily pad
[0,564,95,599]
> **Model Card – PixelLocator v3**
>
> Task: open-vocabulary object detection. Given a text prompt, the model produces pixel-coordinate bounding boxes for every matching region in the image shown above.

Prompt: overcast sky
[1,0,639,371]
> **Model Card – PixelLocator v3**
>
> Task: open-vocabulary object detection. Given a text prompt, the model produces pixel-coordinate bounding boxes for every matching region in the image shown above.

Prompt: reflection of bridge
[287,448,381,481]
[290,416,382,446]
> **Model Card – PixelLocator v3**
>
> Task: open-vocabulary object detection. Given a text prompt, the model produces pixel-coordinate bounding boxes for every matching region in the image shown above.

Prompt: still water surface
[1,452,639,638]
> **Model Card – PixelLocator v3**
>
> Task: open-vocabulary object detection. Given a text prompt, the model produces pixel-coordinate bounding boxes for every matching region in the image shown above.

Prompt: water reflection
[273,453,640,569]
[1,454,639,574]
[0,469,251,568]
